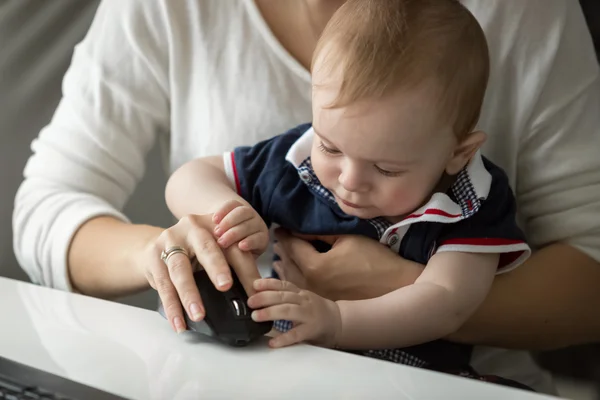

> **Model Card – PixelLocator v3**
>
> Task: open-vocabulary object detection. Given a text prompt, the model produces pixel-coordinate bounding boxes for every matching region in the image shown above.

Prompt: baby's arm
[250,252,498,349]
[166,156,243,217]
[166,156,268,253]
[336,252,498,349]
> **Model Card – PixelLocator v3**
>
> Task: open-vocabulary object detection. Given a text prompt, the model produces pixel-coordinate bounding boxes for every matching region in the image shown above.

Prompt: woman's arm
[67,217,162,298]
[449,243,600,349]
[12,0,170,295]
[12,2,263,334]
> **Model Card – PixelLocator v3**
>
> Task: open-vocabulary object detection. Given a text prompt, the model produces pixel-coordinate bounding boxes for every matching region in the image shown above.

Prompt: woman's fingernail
[214,226,221,236]
[251,311,260,321]
[190,303,203,321]
[173,316,186,333]
[217,273,231,288]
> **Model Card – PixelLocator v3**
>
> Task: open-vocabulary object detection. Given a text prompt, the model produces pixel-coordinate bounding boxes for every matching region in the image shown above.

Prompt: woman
[13,0,600,392]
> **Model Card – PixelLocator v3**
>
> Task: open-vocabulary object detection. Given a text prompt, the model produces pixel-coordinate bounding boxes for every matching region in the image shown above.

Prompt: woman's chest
[166,9,313,172]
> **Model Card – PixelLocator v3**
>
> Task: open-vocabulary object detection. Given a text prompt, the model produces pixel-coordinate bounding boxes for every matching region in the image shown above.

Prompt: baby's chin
[337,202,409,223]
[336,202,380,219]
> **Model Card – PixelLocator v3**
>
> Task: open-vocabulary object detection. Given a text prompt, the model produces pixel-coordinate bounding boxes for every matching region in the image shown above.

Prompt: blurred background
[0,1,598,398]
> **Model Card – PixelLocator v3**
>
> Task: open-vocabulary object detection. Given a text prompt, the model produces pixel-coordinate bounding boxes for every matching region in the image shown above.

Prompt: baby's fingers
[269,325,312,348]
[217,220,264,248]
[212,200,244,225]
[247,288,302,309]
[253,278,300,293]
[216,205,255,233]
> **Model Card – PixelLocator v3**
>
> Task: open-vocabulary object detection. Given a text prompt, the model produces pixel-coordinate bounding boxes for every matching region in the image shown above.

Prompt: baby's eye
[318,142,341,155]
[375,165,404,177]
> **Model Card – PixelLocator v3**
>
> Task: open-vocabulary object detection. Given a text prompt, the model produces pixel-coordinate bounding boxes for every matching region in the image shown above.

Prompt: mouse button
[230,298,248,317]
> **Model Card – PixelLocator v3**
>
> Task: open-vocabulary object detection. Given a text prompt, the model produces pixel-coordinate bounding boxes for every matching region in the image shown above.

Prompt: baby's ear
[445,131,487,175]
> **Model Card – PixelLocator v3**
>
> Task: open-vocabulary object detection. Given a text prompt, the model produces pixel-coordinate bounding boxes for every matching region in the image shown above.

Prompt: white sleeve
[12,0,171,291]
[515,1,600,262]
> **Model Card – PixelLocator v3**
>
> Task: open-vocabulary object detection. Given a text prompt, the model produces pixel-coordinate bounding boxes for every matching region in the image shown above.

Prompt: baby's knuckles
[239,205,254,218]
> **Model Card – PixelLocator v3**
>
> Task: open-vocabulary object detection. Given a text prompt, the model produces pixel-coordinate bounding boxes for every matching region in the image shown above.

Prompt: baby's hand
[212,200,269,255]
[247,279,342,349]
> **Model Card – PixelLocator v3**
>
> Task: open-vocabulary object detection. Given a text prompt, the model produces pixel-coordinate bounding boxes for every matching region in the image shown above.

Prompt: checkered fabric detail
[296,158,392,239]
[274,319,428,368]
[362,349,428,368]
[368,217,393,238]
[450,166,480,218]
[297,158,337,204]
[273,319,293,332]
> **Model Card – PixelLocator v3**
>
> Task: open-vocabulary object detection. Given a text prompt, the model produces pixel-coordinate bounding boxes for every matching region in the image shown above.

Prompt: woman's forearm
[448,243,600,350]
[68,216,162,299]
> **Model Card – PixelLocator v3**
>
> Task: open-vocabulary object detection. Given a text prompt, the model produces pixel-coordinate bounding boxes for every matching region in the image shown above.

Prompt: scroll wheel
[231,299,247,316]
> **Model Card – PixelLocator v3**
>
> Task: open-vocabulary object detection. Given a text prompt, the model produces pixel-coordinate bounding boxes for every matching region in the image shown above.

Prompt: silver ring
[160,246,189,265]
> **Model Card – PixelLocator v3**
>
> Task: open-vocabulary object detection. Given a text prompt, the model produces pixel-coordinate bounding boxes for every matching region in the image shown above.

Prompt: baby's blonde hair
[312,0,490,138]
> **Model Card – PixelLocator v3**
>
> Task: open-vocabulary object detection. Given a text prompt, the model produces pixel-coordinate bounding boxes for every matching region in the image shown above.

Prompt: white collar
[285,126,315,167]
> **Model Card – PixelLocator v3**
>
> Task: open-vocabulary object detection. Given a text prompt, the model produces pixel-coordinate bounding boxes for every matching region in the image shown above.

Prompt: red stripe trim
[404,208,462,221]
[440,238,525,246]
[230,152,242,194]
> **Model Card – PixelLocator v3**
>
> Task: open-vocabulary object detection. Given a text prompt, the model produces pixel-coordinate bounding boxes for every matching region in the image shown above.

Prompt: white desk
[0,277,559,400]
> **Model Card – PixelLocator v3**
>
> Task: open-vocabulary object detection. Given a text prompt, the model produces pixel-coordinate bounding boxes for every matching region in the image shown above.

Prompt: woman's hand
[273,229,423,301]
[138,214,261,333]
[248,279,342,348]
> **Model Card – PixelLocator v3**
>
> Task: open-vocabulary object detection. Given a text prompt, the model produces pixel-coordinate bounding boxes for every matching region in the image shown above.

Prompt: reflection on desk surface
[0,277,558,400]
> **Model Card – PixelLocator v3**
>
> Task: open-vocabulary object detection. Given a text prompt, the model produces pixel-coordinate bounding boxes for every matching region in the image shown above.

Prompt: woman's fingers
[188,227,233,291]
[272,261,285,280]
[159,230,206,324]
[146,213,264,334]
[164,250,206,322]
[150,252,188,333]
[239,232,269,252]
[274,228,340,245]
[274,230,321,272]
[272,245,307,289]
[226,247,262,296]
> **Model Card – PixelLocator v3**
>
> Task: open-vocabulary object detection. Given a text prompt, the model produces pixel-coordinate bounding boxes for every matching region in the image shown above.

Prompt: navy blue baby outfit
[223,123,532,390]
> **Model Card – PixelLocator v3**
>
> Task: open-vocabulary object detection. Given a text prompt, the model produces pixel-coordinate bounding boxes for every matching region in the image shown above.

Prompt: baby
[167,0,531,389]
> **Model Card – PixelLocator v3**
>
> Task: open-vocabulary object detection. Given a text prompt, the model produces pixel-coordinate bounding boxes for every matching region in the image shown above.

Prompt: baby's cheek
[311,154,337,185]
[379,181,425,216]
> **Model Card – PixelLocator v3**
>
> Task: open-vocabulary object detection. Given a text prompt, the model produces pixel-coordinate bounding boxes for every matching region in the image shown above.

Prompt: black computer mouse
[158,262,272,347]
